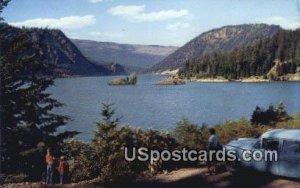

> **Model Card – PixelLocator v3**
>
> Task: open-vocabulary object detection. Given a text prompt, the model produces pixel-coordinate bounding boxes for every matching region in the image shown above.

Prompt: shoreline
[182,76,300,83]
[55,74,300,83]
[153,69,300,83]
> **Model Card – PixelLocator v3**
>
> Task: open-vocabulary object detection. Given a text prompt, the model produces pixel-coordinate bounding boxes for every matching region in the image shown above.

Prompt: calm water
[48,75,300,141]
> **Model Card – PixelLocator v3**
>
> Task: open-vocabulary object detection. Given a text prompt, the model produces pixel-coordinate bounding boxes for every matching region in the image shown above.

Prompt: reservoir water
[48,75,300,141]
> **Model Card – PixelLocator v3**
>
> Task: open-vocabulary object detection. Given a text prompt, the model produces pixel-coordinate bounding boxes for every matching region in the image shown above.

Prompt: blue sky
[2,0,300,46]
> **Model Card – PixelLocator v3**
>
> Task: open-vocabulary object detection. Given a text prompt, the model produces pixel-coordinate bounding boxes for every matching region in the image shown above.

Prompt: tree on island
[108,72,137,85]
[128,72,137,85]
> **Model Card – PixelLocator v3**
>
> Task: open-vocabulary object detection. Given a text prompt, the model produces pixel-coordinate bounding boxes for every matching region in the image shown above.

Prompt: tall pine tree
[0,0,78,181]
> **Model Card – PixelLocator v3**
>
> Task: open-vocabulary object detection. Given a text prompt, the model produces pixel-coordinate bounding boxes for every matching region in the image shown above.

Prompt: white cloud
[137,10,189,22]
[166,22,190,31]
[89,31,125,38]
[88,0,104,3]
[9,15,96,30]
[108,5,144,16]
[107,5,189,22]
[259,16,300,30]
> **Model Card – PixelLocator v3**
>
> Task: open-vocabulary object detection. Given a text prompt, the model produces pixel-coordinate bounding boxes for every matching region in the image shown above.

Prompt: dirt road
[135,167,300,188]
[2,167,300,188]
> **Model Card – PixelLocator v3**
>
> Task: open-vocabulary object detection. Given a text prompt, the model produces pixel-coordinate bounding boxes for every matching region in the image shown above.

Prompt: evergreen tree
[250,103,289,126]
[276,102,288,121]
[92,103,137,183]
[0,0,10,22]
[0,1,78,181]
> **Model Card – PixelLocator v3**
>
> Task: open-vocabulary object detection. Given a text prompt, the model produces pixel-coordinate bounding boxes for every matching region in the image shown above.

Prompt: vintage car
[225,129,300,179]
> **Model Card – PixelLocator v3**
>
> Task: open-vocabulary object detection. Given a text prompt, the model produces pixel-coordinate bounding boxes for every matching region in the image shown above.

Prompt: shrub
[276,113,300,129]
[3,173,28,184]
[250,102,289,126]
[136,129,178,173]
[64,140,99,182]
[215,118,266,144]
[173,118,209,150]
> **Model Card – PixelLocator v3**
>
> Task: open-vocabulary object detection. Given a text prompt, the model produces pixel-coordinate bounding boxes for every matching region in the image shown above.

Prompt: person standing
[207,128,219,174]
[58,156,69,185]
[45,148,55,184]
[208,128,219,150]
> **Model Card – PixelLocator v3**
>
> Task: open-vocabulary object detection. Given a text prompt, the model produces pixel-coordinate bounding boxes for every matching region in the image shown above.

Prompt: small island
[157,77,186,85]
[108,72,137,86]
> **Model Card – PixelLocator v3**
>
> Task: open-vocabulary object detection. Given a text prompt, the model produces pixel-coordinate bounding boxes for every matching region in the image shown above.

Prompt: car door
[279,140,300,179]
[251,138,280,175]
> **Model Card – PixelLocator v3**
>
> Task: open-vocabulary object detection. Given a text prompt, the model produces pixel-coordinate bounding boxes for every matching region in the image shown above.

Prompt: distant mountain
[72,39,178,72]
[0,24,126,77]
[148,24,282,73]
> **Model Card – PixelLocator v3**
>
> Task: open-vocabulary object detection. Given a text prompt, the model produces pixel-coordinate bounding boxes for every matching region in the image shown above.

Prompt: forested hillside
[179,29,300,80]
[148,24,281,73]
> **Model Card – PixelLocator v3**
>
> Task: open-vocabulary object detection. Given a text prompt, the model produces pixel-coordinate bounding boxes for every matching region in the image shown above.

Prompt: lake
[48,75,300,141]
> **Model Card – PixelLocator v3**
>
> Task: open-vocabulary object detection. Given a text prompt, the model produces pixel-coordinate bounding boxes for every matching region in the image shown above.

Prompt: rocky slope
[0,24,126,77]
[72,39,178,72]
[148,24,281,73]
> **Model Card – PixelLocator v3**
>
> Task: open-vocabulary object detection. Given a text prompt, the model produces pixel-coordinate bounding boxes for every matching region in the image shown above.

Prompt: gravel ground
[2,167,300,188]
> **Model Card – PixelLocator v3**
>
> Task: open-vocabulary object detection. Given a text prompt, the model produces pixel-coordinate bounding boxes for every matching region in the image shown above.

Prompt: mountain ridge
[179,28,300,81]
[0,24,127,77]
[72,39,178,72]
[148,24,282,73]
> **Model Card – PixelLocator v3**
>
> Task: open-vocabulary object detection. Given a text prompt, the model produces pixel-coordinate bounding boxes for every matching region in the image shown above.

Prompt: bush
[215,118,266,144]
[3,173,28,184]
[64,140,99,182]
[173,118,209,150]
[276,113,300,129]
[250,102,290,126]
[136,129,178,173]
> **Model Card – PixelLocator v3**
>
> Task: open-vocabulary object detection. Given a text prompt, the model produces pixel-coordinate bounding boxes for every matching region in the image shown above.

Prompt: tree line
[179,29,300,80]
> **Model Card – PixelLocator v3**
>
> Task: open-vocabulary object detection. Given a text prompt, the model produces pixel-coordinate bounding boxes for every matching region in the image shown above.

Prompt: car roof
[260,129,300,141]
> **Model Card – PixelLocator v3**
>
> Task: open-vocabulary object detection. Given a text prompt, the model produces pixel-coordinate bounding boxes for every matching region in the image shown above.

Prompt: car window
[262,139,279,151]
[253,140,261,149]
[282,140,300,154]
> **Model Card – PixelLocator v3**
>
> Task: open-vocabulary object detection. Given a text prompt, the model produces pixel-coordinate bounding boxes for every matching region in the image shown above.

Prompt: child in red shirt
[58,156,69,184]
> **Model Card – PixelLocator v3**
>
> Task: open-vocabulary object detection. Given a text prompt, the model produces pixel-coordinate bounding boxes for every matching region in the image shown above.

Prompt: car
[225,129,300,179]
